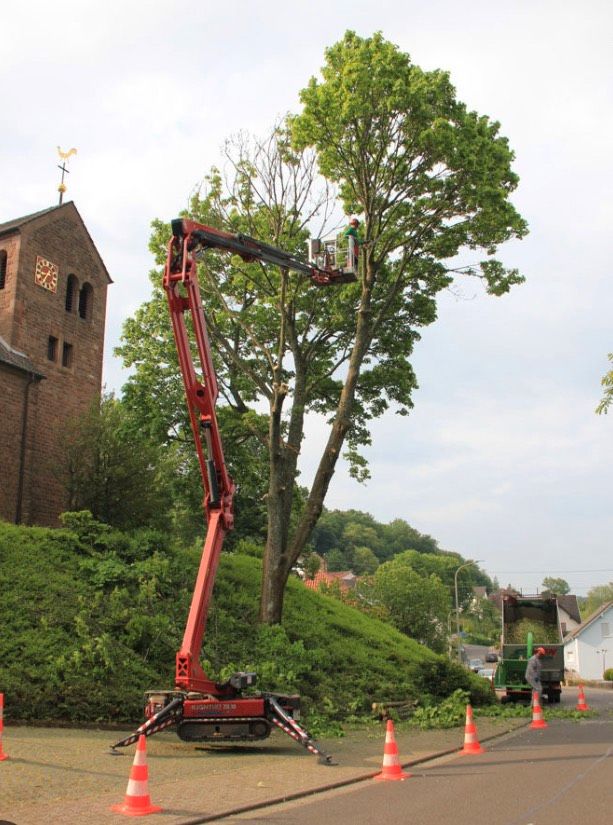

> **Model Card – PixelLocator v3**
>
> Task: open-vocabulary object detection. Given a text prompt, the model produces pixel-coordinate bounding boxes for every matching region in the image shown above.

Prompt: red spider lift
[111,220,356,763]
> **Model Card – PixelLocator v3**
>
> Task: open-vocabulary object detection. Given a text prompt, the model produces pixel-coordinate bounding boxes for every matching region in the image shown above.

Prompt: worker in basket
[343,217,361,270]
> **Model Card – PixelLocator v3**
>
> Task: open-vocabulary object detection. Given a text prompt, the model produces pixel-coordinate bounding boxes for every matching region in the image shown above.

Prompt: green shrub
[0,518,494,727]
[411,689,470,729]
[604,668,613,682]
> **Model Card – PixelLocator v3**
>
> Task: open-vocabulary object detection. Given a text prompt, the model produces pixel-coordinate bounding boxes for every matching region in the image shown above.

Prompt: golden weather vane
[56,146,78,205]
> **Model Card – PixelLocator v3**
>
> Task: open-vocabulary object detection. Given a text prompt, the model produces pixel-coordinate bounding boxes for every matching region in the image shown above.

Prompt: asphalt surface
[0,688,609,825]
[226,717,613,825]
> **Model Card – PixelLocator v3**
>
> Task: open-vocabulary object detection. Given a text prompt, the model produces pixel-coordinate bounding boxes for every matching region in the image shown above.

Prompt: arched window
[78,282,93,320]
[0,250,7,289]
[65,273,78,311]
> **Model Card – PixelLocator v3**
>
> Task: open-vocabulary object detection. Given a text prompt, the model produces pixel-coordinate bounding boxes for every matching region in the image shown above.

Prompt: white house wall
[564,605,613,680]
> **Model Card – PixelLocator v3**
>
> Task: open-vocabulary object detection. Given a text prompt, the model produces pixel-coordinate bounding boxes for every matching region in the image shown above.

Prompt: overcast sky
[2,1,611,597]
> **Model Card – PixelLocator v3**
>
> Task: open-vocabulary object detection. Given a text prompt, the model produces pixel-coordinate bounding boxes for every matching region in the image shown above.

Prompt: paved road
[0,688,609,824]
[225,704,613,824]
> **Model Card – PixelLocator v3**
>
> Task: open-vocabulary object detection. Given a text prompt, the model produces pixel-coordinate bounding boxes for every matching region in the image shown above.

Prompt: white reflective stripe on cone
[125,779,150,797]
[133,748,147,766]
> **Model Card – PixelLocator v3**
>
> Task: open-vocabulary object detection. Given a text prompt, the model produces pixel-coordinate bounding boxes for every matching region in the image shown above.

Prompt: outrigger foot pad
[266,694,336,765]
[110,696,184,750]
[318,753,338,766]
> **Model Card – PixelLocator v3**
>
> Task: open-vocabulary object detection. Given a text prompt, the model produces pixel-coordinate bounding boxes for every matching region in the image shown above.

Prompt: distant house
[303,569,357,593]
[563,601,613,681]
[556,595,582,637]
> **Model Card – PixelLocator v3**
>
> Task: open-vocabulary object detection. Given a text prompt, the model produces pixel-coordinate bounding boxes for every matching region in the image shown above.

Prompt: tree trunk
[259,367,301,624]
[259,260,375,624]
[289,270,375,586]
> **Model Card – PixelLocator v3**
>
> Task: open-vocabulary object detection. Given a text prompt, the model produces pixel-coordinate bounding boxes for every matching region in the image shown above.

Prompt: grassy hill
[0,515,491,726]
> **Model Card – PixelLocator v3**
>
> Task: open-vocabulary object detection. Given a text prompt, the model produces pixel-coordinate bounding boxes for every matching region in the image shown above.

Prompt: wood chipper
[494,594,565,703]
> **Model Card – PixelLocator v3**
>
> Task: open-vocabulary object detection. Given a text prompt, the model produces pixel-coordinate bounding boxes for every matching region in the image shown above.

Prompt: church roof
[0,202,112,284]
[0,335,45,377]
[0,205,61,237]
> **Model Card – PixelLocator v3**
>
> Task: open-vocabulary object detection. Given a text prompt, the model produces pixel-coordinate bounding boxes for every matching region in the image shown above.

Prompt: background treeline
[63,395,612,622]
[0,513,495,726]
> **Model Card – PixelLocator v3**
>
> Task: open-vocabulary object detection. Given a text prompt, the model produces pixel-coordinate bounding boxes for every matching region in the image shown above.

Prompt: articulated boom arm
[164,220,237,695]
[164,219,354,696]
[111,219,344,763]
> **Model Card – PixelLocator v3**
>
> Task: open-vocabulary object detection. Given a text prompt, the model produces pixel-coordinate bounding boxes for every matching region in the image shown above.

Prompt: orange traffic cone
[460,704,485,755]
[374,719,411,781]
[0,693,8,761]
[111,735,162,817]
[575,685,590,712]
[529,691,548,730]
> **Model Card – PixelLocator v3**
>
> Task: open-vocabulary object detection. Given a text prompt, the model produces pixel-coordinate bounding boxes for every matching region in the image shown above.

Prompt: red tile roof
[304,570,357,591]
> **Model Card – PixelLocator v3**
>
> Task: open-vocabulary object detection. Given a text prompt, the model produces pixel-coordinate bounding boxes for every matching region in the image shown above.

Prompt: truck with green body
[494,594,564,703]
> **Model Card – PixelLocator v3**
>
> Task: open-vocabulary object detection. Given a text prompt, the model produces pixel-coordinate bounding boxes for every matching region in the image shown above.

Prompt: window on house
[78,282,93,320]
[65,274,78,312]
[62,342,74,368]
[602,622,611,639]
[0,250,7,289]
[47,335,58,361]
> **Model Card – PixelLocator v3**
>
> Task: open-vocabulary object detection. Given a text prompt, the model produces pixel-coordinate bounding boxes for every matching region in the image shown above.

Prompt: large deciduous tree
[119,31,527,625]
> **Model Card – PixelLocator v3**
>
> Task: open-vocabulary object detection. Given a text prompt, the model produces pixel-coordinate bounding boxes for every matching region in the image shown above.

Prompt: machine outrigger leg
[266,695,336,765]
[110,696,183,752]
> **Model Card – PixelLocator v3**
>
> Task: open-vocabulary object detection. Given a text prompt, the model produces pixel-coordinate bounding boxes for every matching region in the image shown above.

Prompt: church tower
[0,202,111,526]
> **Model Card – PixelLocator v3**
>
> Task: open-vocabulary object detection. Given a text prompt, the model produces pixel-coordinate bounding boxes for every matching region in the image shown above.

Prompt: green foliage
[582,583,613,617]
[366,552,452,652]
[0,519,492,727]
[293,30,527,293]
[326,548,350,571]
[603,668,613,682]
[463,596,501,646]
[505,619,561,644]
[476,704,597,722]
[410,689,470,729]
[0,517,191,722]
[62,394,172,532]
[116,34,526,627]
[351,546,379,575]
[311,512,494,600]
[596,353,613,414]
[541,577,570,595]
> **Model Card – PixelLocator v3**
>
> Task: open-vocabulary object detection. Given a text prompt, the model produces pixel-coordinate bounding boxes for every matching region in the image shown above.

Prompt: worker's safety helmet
[535,647,546,656]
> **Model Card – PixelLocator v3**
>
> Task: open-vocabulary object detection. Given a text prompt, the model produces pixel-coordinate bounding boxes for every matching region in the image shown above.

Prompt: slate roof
[0,335,44,377]
[0,205,61,237]
[563,600,613,642]
[557,595,582,624]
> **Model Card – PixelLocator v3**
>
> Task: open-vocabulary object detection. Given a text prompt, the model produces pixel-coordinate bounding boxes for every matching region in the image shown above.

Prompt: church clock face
[34,255,59,293]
